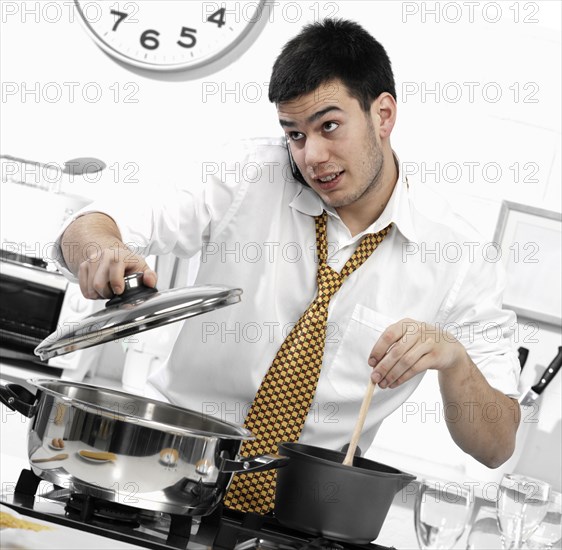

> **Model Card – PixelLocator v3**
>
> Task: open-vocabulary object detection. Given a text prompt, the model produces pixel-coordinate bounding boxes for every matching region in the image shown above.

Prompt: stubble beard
[326,119,384,209]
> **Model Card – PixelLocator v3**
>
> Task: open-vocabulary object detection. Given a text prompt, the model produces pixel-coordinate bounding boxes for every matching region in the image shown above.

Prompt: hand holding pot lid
[34,272,243,360]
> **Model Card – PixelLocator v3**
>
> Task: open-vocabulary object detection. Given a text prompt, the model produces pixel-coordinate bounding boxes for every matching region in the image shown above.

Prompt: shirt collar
[288,152,419,243]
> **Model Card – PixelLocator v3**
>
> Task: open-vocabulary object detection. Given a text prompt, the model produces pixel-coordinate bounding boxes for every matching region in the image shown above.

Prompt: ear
[370,93,397,140]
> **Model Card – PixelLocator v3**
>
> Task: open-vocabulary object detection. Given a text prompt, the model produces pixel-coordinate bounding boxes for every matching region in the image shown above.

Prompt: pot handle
[221,453,289,474]
[0,383,38,418]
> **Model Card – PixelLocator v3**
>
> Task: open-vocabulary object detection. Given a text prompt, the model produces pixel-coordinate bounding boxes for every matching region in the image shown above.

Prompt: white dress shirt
[55,137,520,454]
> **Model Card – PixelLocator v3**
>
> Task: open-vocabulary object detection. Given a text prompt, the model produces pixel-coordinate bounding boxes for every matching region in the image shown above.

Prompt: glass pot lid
[35,273,243,360]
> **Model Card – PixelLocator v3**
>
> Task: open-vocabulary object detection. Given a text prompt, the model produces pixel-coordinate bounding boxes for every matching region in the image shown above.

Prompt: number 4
[207,8,226,28]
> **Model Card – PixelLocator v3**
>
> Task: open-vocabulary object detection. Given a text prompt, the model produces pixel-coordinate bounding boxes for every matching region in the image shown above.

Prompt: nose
[304,136,330,173]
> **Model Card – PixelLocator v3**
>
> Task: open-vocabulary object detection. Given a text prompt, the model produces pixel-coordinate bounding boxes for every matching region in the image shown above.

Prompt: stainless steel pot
[0,379,287,516]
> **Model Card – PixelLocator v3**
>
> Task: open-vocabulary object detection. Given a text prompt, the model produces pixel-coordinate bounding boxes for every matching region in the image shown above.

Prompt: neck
[336,149,398,236]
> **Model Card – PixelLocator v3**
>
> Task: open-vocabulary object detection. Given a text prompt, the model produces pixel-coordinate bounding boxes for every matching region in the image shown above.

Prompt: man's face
[277,80,385,210]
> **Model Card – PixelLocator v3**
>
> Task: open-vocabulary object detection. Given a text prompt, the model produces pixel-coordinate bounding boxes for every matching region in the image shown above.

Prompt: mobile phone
[285,136,308,186]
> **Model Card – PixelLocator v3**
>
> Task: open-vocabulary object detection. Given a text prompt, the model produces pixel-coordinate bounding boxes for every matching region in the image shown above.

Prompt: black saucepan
[275,442,416,543]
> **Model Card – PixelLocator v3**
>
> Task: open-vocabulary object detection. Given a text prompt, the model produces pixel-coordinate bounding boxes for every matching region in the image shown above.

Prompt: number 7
[110,10,128,32]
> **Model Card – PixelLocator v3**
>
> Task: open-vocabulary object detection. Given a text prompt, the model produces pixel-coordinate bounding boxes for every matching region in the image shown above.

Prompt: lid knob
[124,272,145,292]
[105,272,158,308]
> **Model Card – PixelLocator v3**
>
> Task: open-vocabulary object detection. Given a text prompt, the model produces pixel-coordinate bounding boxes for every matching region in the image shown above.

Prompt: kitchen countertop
[3,404,561,550]
[0,414,434,550]
[0,363,481,550]
[1,389,424,549]
[2,363,559,550]
[0,503,140,549]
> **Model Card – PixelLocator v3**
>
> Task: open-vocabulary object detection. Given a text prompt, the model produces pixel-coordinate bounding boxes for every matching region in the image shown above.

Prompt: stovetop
[0,469,396,550]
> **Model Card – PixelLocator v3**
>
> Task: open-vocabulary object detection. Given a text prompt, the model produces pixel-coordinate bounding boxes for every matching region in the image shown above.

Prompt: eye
[288,131,304,142]
[323,121,339,133]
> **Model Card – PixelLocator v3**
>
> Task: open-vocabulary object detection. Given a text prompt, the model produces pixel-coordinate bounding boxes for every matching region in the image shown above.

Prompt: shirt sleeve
[52,141,255,282]
[441,249,521,398]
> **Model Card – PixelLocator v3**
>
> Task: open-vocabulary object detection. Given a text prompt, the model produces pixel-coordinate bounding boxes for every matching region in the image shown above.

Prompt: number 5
[178,27,197,48]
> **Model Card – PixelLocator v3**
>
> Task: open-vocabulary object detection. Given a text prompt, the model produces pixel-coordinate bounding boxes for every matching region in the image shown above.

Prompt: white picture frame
[493,201,562,326]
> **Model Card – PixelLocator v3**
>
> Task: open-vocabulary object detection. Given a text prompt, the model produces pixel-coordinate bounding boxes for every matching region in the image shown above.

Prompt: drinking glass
[496,474,551,549]
[415,479,474,549]
[525,491,562,549]
[466,505,502,550]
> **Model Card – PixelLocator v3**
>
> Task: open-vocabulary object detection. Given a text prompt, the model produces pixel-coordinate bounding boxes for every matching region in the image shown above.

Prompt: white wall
[3,1,559,209]
[2,1,561,492]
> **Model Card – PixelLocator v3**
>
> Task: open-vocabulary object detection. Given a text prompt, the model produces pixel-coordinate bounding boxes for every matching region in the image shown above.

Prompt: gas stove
[1,469,396,550]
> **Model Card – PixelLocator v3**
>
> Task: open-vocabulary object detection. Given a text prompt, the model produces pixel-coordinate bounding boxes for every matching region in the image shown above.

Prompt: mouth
[314,170,344,191]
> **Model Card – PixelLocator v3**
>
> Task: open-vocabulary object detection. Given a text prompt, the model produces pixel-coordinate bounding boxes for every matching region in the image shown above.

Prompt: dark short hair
[268,19,396,111]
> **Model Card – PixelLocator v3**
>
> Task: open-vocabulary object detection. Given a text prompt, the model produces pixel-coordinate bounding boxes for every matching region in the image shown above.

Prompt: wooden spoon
[31,453,69,463]
[342,379,377,466]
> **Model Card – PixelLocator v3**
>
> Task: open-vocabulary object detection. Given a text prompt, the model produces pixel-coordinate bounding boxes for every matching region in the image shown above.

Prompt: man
[56,19,520,508]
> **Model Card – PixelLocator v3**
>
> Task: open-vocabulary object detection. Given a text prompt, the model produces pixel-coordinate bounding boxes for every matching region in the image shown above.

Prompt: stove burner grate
[65,493,141,529]
[2,470,396,550]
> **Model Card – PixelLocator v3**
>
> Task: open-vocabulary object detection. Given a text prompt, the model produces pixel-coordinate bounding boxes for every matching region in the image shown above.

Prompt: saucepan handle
[221,453,289,474]
[0,383,38,418]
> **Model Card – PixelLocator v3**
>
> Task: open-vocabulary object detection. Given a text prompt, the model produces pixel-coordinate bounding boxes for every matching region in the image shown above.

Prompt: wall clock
[73,1,269,73]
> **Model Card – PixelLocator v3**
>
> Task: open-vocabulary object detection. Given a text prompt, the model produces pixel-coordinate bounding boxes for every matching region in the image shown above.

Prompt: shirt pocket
[325,304,397,400]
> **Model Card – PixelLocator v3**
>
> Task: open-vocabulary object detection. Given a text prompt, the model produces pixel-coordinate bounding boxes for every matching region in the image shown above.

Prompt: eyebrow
[279,106,343,128]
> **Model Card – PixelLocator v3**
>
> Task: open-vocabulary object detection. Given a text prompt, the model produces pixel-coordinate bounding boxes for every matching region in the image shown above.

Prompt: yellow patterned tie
[223,211,392,514]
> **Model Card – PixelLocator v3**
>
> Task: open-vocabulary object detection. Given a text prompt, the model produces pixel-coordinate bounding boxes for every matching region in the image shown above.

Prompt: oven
[0,249,102,381]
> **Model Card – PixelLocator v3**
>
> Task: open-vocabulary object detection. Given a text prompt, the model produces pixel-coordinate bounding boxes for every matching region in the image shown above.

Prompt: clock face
[74,0,268,72]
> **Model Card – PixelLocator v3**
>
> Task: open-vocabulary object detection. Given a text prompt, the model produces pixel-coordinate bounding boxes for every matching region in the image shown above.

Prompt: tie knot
[317,263,343,302]
[313,212,392,306]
